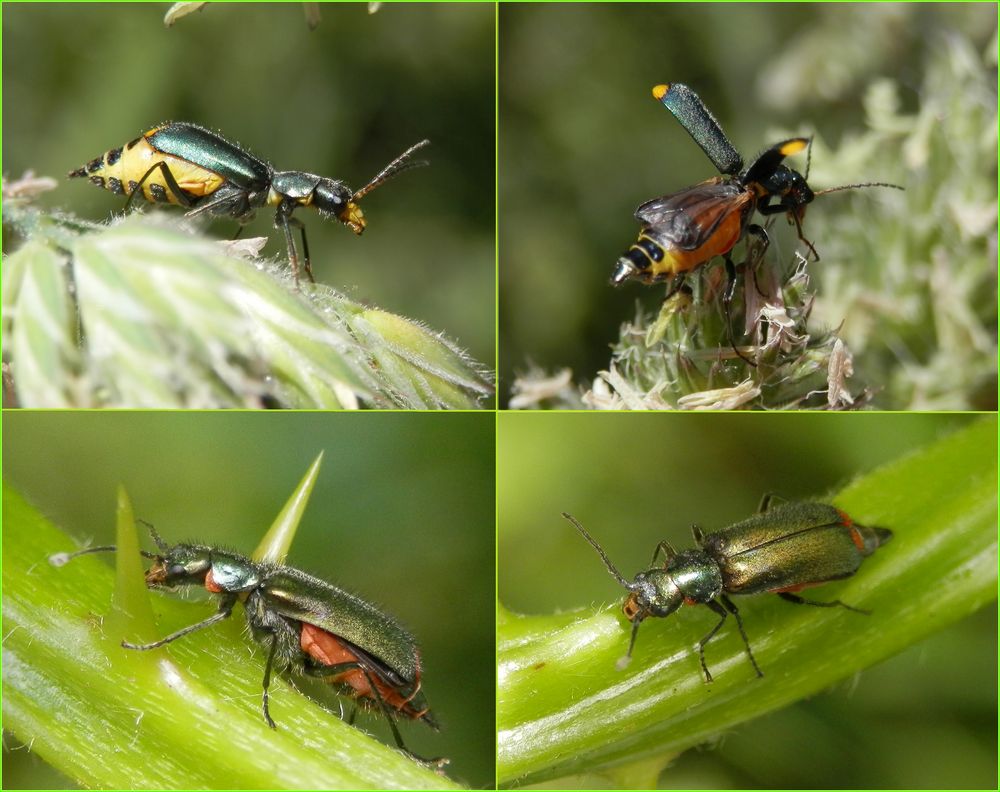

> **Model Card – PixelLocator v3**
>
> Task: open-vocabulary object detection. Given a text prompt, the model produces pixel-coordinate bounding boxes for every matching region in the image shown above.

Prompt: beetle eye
[168,564,187,578]
[314,181,352,216]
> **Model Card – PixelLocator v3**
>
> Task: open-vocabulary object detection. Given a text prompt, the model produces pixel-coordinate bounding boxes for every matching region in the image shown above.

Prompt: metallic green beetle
[564,496,892,680]
[69,122,429,284]
[53,521,444,766]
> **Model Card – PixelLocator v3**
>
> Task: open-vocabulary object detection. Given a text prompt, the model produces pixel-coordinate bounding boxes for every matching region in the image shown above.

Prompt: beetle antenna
[49,545,117,566]
[814,181,903,196]
[49,543,159,566]
[561,512,632,589]
[803,135,813,180]
[137,518,170,553]
[352,139,431,202]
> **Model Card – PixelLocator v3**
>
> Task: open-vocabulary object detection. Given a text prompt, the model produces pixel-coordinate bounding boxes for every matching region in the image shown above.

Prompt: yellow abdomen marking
[71,135,225,205]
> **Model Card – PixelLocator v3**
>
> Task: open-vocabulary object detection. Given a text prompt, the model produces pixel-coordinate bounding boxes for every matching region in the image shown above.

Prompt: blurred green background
[499,3,997,407]
[2,410,495,788]
[3,2,494,368]
[499,412,997,788]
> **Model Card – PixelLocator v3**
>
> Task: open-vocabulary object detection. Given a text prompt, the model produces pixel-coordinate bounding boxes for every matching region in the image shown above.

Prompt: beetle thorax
[207,551,263,592]
[665,549,724,604]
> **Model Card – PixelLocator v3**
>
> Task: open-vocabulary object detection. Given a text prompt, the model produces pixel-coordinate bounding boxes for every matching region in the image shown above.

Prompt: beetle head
[313,179,366,234]
[758,164,815,222]
[563,512,685,669]
[144,544,212,589]
[624,568,684,621]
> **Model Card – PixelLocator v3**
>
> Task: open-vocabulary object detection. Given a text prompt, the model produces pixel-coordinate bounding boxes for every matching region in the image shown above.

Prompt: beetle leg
[649,541,677,567]
[303,660,448,769]
[722,256,757,367]
[756,492,786,513]
[700,597,763,681]
[623,616,643,663]
[121,594,236,650]
[777,591,870,615]
[287,216,315,284]
[184,184,248,219]
[698,600,727,682]
[719,595,763,678]
[356,667,408,753]
[274,204,315,287]
[789,211,820,262]
[126,161,196,212]
[276,205,299,284]
[260,631,280,729]
[758,201,820,262]
[744,224,771,300]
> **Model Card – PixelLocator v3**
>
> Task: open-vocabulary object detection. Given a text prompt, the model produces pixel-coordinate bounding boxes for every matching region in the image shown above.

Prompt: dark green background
[2,410,495,789]
[3,2,494,368]
[499,412,997,789]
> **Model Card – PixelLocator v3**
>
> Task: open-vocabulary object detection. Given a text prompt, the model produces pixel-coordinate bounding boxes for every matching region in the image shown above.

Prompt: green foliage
[2,205,493,408]
[5,2,495,381]
[585,261,851,410]
[498,420,998,786]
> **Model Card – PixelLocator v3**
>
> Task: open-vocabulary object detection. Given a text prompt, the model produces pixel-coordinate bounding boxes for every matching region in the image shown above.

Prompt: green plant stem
[497,419,997,786]
[2,482,459,790]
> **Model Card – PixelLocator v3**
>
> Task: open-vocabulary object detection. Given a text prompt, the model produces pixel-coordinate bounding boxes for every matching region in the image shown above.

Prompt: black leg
[723,256,756,366]
[275,209,316,286]
[276,210,302,286]
[260,632,280,729]
[778,591,870,615]
[744,224,770,299]
[126,161,195,212]
[624,618,643,664]
[757,492,786,513]
[790,212,819,261]
[121,597,235,650]
[303,660,446,768]
[290,217,315,284]
[721,595,763,678]
[699,600,729,682]
[649,541,677,567]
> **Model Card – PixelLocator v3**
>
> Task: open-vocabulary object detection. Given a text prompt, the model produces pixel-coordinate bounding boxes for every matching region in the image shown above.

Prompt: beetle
[612,83,902,364]
[51,521,444,767]
[68,122,429,285]
[562,495,892,680]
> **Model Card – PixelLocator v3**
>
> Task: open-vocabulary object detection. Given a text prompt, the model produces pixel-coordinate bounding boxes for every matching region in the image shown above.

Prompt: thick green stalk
[498,420,997,786]
[2,478,459,790]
